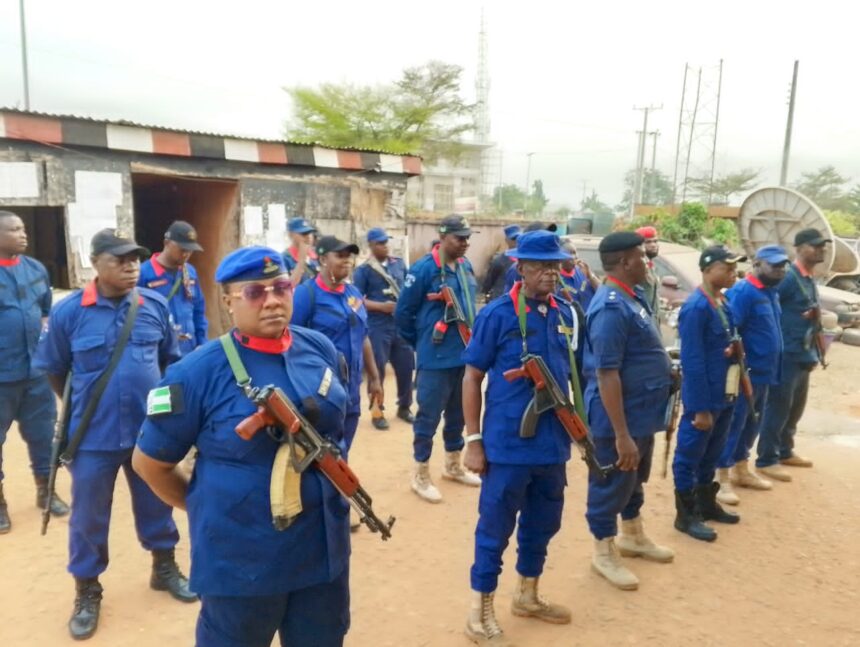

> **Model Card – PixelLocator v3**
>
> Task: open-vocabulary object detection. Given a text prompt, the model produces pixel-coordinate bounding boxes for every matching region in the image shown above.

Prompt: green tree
[528,180,549,215]
[285,61,473,161]
[688,168,761,205]
[581,190,613,216]
[618,168,673,210]
[824,210,860,236]
[793,166,852,211]
[628,202,738,249]
[492,184,527,213]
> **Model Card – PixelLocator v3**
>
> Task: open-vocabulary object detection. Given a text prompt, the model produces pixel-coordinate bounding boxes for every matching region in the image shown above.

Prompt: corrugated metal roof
[0,107,421,158]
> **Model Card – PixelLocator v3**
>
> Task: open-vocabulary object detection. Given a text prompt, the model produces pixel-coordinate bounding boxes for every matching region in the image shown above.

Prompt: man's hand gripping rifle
[503,355,614,479]
[427,285,471,345]
[235,385,395,540]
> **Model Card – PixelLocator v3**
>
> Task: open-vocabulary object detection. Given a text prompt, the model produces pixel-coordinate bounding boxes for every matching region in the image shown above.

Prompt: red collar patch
[747,274,765,290]
[431,244,465,269]
[0,256,21,267]
[288,246,318,262]
[315,275,346,294]
[605,276,637,299]
[150,252,166,277]
[560,267,574,278]
[81,282,145,307]
[509,280,557,314]
[793,260,812,278]
[233,328,293,354]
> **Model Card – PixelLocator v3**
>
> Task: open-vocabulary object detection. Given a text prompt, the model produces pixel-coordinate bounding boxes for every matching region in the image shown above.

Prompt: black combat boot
[396,406,415,423]
[674,489,717,542]
[69,577,102,640]
[697,482,741,524]
[0,483,11,534]
[35,475,70,517]
[150,548,198,602]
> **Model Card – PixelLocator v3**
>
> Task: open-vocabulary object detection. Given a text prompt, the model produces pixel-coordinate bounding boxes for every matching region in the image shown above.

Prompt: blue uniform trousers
[672,405,733,491]
[0,377,55,481]
[471,463,565,592]
[413,367,465,462]
[717,384,769,468]
[586,436,654,539]
[195,566,350,647]
[368,324,414,410]
[343,411,359,453]
[67,449,179,578]
[756,359,812,468]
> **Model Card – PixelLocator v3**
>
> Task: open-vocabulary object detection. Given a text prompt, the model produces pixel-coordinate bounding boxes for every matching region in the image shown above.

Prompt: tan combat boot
[616,516,675,562]
[780,453,813,468]
[411,461,442,503]
[757,464,792,482]
[442,451,481,486]
[716,468,740,505]
[591,537,639,590]
[465,591,513,646]
[731,460,772,490]
[510,575,571,624]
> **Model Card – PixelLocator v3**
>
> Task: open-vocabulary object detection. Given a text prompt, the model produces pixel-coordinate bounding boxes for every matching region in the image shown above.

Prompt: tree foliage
[285,61,473,161]
[581,190,613,217]
[628,202,738,249]
[824,210,860,237]
[491,182,550,216]
[618,168,673,210]
[792,166,855,212]
[688,168,761,205]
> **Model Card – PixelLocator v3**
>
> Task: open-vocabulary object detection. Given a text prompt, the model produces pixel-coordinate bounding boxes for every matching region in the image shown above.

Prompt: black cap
[165,220,204,252]
[90,228,149,257]
[316,235,359,257]
[438,214,473,236]
[523,221,558,233]
[794,228,832,247]
[699,245,747,270]
[598,231,644,253]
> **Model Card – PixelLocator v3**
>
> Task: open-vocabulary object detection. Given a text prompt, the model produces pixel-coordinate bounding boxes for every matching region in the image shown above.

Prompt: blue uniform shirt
[778,263,820,365]
[678,287,737,413]
[138,253,207,355]
[282,248,320,285]
[558,267,596,312]
[137,327,350,597]
[33,282,180,451]
[352,256,407,329]
[725,276,783,385]
[463,286,582,465]
[583,281,671,438]
[291,276,368,412]
[0,256,51,382]
[502,261,519,294]
[395,247,477,370]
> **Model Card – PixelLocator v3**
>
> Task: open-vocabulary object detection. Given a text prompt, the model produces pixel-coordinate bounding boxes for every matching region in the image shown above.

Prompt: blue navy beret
[215,246,287,283]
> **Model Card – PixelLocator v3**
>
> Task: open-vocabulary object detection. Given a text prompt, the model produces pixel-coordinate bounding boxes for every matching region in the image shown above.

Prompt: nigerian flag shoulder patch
[147,384,184,417]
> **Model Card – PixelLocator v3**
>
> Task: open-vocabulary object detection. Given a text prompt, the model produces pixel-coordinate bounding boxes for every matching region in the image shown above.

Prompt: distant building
[407,141,493,214]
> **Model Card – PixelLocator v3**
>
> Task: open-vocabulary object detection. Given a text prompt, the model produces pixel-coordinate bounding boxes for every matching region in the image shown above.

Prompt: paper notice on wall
[243,205,264,236]
[74,171,123,204]
[67,201,119,269]
[266,204,286,249]
[0,162,40,199]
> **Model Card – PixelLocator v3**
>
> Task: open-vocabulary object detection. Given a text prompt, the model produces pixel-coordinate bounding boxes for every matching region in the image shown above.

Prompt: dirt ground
[1,344,858,647]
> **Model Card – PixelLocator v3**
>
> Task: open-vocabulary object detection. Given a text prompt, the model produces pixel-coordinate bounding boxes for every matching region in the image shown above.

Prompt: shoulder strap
[60,289,142,463]
[219,333,251,389]
[166,272,183,301]
[366,257,401,297]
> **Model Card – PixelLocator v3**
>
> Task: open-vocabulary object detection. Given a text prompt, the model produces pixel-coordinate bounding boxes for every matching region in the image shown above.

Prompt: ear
[516,262,525,277]
[221,291,232,310]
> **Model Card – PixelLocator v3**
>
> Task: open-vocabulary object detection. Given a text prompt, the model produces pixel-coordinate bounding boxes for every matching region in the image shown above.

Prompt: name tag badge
[318,368,333,397]
[639,307,648,319]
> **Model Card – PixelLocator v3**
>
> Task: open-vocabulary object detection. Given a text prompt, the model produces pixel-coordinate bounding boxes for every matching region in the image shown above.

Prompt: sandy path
[1,345,858,646]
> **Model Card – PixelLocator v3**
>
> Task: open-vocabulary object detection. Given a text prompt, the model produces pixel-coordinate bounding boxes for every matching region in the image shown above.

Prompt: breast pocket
[130,330,163,364]
[71,335,107,374]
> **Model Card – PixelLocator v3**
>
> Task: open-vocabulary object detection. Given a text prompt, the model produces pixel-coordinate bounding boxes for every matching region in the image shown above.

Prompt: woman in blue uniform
[291,235,383,453]
[133,247,352,647]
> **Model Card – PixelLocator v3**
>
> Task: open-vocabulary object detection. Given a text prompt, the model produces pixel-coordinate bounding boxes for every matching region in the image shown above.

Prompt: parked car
[563,235,860,328]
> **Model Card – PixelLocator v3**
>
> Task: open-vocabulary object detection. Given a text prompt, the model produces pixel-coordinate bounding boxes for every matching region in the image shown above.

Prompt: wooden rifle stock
[427,285,471,345]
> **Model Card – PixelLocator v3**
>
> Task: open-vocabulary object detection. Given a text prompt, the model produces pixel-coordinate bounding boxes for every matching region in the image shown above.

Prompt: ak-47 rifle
[42,374,72,535]
[662,354,681,479]
[806,306,829,369]
[727,335,758,421]
[235,385,395,540]
[427,285,471,346]
[504,354,614,479]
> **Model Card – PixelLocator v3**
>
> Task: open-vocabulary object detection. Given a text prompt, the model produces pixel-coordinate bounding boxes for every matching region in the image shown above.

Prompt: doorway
[131,172,239,337]
[8,206,70,288]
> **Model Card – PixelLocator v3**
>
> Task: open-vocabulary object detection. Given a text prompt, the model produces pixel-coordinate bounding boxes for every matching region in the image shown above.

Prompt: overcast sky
[1,0,858,208]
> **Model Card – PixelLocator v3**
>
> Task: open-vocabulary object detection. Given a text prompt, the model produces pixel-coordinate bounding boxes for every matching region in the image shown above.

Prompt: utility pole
[780,60,799,187]
[524,152,534,215]
[19,0,31,110]
[648,130,659,204]
[631,104,662,216]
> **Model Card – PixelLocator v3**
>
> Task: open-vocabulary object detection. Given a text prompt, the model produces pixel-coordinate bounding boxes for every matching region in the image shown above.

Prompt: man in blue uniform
[503,222,558,293]
[282,217,320,285]
[715,245,788,505]
[673,245,745,542]
[583,231,674,591]
[0,210,69,534]
[352,227,414,430]
[557,239,599,312]
[757,228,830,481]
[462,231,579,645]
[34,229,194,640]
[138,220,207,356]
[292,235,382,452]
[480,224,520,302]
[395,214,481,503]
[133,246,351,647]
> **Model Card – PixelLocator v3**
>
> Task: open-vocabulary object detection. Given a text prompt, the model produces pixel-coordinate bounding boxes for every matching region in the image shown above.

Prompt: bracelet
[464,433,483,444]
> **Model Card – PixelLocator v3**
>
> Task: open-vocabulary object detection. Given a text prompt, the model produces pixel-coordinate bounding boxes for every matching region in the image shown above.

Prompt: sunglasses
[230,279,293,304]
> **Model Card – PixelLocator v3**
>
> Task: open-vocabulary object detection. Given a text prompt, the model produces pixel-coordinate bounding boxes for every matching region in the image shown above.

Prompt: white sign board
[0,162,39,199]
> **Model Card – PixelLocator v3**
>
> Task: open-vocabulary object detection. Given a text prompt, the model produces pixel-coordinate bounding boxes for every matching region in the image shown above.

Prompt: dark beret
[599,231,645,253]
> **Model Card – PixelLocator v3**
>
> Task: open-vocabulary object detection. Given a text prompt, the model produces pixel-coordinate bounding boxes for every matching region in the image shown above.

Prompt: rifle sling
[60,289,141,463]
[365,257,401,298]
[166,271,184,301]
[219,333,252,388]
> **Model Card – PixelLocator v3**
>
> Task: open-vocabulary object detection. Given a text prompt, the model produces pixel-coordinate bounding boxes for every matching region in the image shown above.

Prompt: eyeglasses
[230,279,293,304]
[521,261,559,273]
